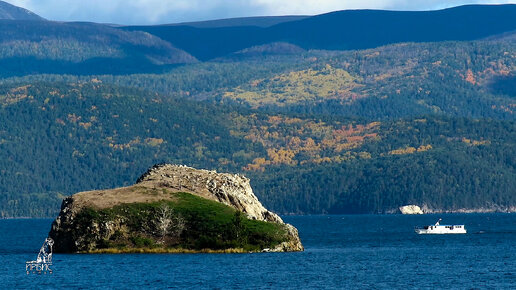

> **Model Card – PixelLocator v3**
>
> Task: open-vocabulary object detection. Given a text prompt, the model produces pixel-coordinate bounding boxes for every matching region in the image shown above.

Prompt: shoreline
[394,205,516,215]
[2,211,516,219]
[81,247,272,254]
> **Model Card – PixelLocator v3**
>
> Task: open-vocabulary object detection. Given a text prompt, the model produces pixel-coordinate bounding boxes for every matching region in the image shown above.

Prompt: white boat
[415,218,466,234]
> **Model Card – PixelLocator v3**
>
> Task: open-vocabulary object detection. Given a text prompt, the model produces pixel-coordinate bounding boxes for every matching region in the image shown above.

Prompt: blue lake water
[1,214,515,289]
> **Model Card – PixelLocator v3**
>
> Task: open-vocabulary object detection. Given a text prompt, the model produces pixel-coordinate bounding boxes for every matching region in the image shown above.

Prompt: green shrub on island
[69,192,289,253]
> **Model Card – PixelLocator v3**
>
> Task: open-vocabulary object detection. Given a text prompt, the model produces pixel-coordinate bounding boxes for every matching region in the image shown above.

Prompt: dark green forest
[0,83,262,216]
[0,82,514,217]
[250,118,516,214]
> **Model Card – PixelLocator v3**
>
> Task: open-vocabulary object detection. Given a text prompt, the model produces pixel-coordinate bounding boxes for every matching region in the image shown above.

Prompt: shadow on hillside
[0,57,183,77]
[488,74,516,97]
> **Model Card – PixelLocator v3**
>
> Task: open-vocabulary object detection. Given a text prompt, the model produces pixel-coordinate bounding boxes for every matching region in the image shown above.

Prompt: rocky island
[48,164,303,253]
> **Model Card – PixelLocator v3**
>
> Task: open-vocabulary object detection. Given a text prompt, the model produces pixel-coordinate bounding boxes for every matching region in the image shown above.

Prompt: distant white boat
[415,218,466,234]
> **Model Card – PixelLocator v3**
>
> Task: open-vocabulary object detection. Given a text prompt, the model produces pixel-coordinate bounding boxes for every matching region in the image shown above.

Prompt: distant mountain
[2,4,514,74]
[124,24,264,62]
[227,42,305,59]
[0,21,197,76]
[166,15,308,28]
[484,30,516,41]
[271,4,516,49]
[125,4,516,60]
[0,1,44,20]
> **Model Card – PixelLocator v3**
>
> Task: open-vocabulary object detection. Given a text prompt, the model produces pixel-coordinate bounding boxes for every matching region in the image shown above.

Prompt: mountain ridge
[124,4,516,60]
[0,1,44,21]
[0,20,197,76]
[162,15,309,28]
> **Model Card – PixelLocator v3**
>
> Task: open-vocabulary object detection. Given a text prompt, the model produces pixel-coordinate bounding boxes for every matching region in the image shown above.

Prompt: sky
[5,0,516,25]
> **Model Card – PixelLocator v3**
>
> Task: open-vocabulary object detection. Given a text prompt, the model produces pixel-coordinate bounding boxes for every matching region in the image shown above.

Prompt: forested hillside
[0,82,514,216]
[221,41,516,120]
[0,21,196,76]
[0,82,261,216]
[249,118,516,213]
[4,40,515,120]
[0,3,515,217]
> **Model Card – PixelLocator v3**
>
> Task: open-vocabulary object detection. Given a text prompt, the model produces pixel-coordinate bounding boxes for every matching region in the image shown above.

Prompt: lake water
[1,214,515,289]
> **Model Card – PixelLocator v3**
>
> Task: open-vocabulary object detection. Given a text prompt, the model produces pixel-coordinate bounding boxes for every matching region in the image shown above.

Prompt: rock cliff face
[136,164,284,223]
[49,164,303,253]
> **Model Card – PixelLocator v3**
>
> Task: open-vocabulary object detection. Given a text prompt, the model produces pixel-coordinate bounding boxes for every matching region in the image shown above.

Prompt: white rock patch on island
[399,205,424,214]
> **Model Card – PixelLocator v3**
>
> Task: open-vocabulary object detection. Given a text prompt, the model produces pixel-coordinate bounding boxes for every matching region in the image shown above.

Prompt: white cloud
[4,0,516,25]
[6,0,266,24]
[252,0,389,14]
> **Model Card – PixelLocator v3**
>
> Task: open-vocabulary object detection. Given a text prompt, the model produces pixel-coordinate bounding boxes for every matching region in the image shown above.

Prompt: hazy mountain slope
[484,30,516,41]
[0,21,197,76]
[167,16,308,28]
[124,24,265,61]
[0,0,44,20]
[270,4,516,50]
[227,42,305,59]
[125,5,516,60]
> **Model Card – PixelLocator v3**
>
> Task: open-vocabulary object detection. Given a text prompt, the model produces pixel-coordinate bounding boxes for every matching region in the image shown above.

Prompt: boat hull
[415,225,466,234]
[415,229,467,234]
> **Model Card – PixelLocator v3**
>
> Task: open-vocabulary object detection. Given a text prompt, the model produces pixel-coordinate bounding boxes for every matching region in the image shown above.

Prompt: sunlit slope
[220,41,516,120]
